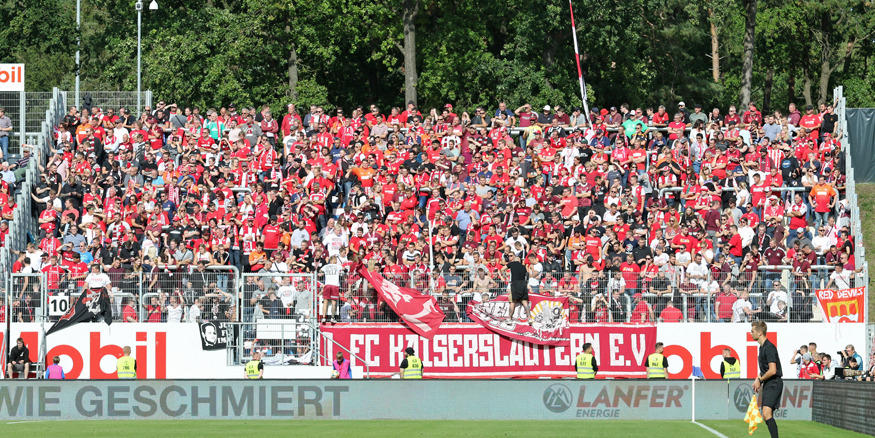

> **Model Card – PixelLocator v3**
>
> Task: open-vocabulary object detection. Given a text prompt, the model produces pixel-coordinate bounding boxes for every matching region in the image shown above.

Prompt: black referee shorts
[760,378,783,410]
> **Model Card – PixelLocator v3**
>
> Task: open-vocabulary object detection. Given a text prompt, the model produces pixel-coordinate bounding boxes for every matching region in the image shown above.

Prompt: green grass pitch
[1,420,866,437]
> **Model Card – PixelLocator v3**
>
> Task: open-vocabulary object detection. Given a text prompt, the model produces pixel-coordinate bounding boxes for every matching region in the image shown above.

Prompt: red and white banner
[321,323,656,378]
[466,294,570,346]
[815,287,865,323]
[356,264,445,338]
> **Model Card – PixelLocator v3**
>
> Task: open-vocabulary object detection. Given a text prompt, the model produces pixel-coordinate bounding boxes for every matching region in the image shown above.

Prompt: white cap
[678,101,686,106]
[543,105,552,111]
[629,110,637,116]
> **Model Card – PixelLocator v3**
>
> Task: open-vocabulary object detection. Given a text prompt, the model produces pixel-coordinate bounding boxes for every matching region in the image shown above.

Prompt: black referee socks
[765,418,778,437]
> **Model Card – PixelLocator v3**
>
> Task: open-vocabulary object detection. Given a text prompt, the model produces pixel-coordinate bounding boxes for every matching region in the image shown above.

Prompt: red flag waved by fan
[354,263,445,339]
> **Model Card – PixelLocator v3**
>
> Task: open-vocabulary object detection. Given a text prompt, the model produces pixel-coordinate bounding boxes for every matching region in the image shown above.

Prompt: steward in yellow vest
[401,347,423,379]
[116,346,137,379]
[646,342,668,379]
[575,343,597,379]
[245,351,264,379]
[720,348,741,379]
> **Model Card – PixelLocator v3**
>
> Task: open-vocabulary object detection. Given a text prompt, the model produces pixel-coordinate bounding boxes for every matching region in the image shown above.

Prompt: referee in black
[751,321,782,438]
[506,254,531,322]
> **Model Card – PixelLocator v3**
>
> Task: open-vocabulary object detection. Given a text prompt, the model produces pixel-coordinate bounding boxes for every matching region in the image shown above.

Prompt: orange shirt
[810,183,836,213]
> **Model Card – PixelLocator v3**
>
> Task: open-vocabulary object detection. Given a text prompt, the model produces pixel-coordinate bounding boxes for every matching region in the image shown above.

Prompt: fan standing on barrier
[752,321,783,438]
[84,264,113,312]
[320,256,343,324]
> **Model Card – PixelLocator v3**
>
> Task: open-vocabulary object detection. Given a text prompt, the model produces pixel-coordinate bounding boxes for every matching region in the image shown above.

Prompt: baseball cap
[678,101,686,106]
[444,104,453,109]
[543,105,551,111]
[633,293,642,299]
[629,110,636,116]
[405,347,415,355]
[797,228,805,233]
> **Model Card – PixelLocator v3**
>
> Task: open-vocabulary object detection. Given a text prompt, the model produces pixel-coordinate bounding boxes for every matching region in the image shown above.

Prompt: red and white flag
[815,287,865,323]
[355,264,445,339]
[466,294,571,346]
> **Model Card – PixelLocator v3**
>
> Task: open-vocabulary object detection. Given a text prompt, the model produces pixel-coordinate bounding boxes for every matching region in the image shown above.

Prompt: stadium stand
[2,96,864,334]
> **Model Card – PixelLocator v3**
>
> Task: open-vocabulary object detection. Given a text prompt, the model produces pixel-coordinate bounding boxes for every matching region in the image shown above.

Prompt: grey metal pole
[136,0,142,116]
[18,90,24,152]
[75,0,80,109]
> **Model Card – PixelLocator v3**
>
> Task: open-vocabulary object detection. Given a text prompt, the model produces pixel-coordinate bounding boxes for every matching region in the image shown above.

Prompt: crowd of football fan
[1,97,862,324]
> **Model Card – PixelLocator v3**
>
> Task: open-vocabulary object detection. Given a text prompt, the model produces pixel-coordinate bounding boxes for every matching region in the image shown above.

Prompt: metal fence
[222,320,316,368]
[0,89,152,156]
[239,273,317,323]
[834,86,869,315]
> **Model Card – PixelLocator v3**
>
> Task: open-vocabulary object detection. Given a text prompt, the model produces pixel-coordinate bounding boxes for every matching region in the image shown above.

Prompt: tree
[812,0,875,104]
[739,0,757,107]
[402,0,419,106]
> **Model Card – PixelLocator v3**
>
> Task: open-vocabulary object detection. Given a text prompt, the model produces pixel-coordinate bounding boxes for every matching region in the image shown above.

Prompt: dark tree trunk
[739,0,757,106]
[710,8,720,83]
[763,67,774,112]
[287,39,299,101]
[402,0,419,106]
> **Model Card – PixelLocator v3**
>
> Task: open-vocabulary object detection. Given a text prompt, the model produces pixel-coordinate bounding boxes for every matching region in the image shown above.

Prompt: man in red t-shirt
[619,254,641,295]
[799,104,822,140]
[714,286,736,322]
[659,300,684,323]
[630,293,654,323]
[261,215,283,254]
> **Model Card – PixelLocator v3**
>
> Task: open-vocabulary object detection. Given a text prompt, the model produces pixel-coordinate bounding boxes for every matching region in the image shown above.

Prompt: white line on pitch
[692,421,730,438]
[6,421,43,424]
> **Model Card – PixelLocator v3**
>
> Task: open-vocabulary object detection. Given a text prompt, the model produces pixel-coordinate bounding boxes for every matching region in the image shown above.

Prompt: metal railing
[834,86,869,322]
[222,321,315,368]
[239,273,316,324]
[0,262,853,326]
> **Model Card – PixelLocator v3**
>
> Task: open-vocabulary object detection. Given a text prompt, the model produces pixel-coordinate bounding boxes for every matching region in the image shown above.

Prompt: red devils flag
[466,294,571,346]
[355,264,444,339]
[46,289,113,336]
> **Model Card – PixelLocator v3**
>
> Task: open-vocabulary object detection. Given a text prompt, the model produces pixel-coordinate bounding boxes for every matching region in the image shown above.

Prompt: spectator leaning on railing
[9,98,860,324]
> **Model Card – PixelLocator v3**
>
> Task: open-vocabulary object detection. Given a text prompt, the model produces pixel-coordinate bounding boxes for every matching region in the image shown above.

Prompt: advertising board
[2,323,329,379]
[0,380,813,421]
[0,64,24,91]
[657,323,866,379]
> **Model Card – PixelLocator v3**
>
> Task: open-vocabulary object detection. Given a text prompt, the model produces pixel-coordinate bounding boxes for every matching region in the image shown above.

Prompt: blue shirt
[162,200,177,220]
[455,210,479,232]
[77,249,94,264]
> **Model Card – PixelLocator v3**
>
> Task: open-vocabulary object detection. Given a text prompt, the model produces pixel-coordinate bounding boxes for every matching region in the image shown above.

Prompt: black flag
[46,289,113,336]
[198,321,229,350]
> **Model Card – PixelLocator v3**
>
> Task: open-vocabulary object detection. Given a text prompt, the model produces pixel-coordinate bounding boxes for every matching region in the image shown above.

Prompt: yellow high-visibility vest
[403,356,423,379]
[647,353,666,379]
[245,360,262,379]
[576,353,595,379]
[116,356,136,379]
[723,360,741,379]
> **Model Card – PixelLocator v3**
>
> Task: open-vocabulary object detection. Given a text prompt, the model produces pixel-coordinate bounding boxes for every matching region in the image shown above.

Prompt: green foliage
[3,0,874,109]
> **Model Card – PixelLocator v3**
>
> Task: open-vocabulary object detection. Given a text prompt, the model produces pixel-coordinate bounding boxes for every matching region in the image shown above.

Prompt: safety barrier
[833,86,869,324]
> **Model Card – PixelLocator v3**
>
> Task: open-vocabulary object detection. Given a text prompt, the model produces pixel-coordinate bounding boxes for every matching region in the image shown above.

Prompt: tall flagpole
[569,0,590,125]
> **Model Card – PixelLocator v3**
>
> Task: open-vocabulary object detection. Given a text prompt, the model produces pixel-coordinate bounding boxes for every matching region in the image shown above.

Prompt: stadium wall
[4,322,865,380]
[0,379,813,421]
[812,380,875,435]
